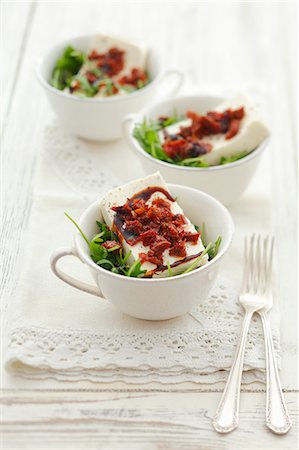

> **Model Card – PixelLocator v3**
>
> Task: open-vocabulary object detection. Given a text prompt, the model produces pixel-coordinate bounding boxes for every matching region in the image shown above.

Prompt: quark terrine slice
[100,172,208,277]
[158,94,269,165]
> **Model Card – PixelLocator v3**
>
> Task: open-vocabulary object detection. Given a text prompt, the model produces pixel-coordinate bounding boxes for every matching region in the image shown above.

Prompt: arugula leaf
[50,46,85,90]
[119,84,136,93]
[199,222,221,260]
[133,120,173,163]
[219,151,249,165]
[122,250,132,264]
[207,236,222,260]
[69,75,98,97]
[90,239,108,262]
[182,243,212,274]
[96,259,115,270]
[64,213,147,278]
[126,259,146,277]
[167,261,172,277]
[64,212,89,245]
[200,222,207,247]
[178,157,210,168]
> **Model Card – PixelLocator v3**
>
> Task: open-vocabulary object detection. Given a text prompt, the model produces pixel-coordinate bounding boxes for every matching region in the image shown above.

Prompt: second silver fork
[213,234,291,434]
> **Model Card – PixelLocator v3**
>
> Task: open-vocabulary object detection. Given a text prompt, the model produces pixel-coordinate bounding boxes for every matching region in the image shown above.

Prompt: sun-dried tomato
[225,119,241,140]
[139,229,158,246]
[118,67,148,88]
[69,79,81,92]
[163,106,245,158]
[161,223,180,242]
[151,236,171,255]
[102,240,121,250]
[113,187,200,267]
[163,139,193,160]
[169,242,187,258]
[85,71,98,84]
[88,47,124,77]
[227,107,245,120]
[124,220,143,235]
[88,49,101,60]
[172,214,187,227]
[183,232,200,243]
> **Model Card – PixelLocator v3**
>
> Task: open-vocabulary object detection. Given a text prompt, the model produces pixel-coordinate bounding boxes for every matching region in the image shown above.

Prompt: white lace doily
[43,123,122,202]
[6,278,279,385]
[4,122,279,388]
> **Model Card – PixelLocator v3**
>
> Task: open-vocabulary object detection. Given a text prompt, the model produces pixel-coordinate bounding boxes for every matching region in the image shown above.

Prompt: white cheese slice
[158,94,269,165]
[90,34,148,76]
[100,172,208,277]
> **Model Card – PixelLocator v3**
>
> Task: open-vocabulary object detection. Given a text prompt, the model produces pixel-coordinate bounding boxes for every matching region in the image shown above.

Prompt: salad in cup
[66,173,221,279]
[50,34,150,98]
[51,173,233,319]
[133,94,269,167]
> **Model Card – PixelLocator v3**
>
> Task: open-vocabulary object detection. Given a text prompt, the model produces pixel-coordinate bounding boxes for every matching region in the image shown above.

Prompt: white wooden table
[1,2,298,449]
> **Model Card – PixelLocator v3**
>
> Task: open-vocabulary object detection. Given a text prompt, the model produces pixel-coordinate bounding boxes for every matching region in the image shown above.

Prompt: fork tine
[249,234,260,294]
[242,234,273,295]
[265,236,274,293]
[248,233,256,291]
[255,234,262,293]
[262,236,269,293]
[241,236,250,292]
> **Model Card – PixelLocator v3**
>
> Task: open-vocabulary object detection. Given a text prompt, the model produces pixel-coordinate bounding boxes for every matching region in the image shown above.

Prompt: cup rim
[74,183,235,283]
[35,32,162,104]
[128,93,269,172]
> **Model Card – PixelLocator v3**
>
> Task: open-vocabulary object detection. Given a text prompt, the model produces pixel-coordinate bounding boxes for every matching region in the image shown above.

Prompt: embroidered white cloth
[4,118,279,389]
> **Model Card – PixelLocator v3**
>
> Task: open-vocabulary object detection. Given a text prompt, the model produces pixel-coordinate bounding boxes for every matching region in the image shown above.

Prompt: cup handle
[157,68,185,98]
[50,247,104,298]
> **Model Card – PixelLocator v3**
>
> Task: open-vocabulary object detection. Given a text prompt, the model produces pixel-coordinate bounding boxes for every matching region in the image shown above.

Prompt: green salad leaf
[70,75,98,97]
[133,120,174,163]
[219,151,249,165]
[200,222,222,261]
[50,46,85,90]
[65,213,146,278]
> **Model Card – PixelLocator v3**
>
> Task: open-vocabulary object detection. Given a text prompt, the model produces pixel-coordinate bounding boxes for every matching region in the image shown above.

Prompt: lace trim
[6,279,279,382]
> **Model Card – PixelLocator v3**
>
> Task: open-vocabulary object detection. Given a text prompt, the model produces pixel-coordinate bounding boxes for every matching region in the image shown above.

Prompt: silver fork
[258,238,292,434]
[213,234,291,434]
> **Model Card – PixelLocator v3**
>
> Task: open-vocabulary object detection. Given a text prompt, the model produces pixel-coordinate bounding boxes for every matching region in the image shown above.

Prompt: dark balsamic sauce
[144,250,204,278]
[113,186,175,244]
[128,186,175,205]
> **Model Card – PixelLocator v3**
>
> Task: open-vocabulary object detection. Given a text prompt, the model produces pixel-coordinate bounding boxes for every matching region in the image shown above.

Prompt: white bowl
[123,94,269,205]
[50,183,234,320]
[36,34,184,141]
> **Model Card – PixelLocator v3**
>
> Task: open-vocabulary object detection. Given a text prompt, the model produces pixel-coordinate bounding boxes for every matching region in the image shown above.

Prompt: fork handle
[260,311,292,434]
[213,309,254,433]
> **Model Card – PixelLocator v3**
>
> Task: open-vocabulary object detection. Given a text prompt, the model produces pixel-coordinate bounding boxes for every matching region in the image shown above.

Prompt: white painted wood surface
[1,2,298,449]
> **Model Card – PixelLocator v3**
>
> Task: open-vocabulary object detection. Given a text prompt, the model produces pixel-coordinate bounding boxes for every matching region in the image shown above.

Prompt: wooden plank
[265,3,298,391]
[1,1,34,133]
[1,391,298,450]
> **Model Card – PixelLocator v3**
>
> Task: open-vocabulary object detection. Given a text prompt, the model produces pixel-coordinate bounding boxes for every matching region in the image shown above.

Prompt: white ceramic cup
[50,184,234,320]
[36,34,184,141]
[123,94,269,205]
